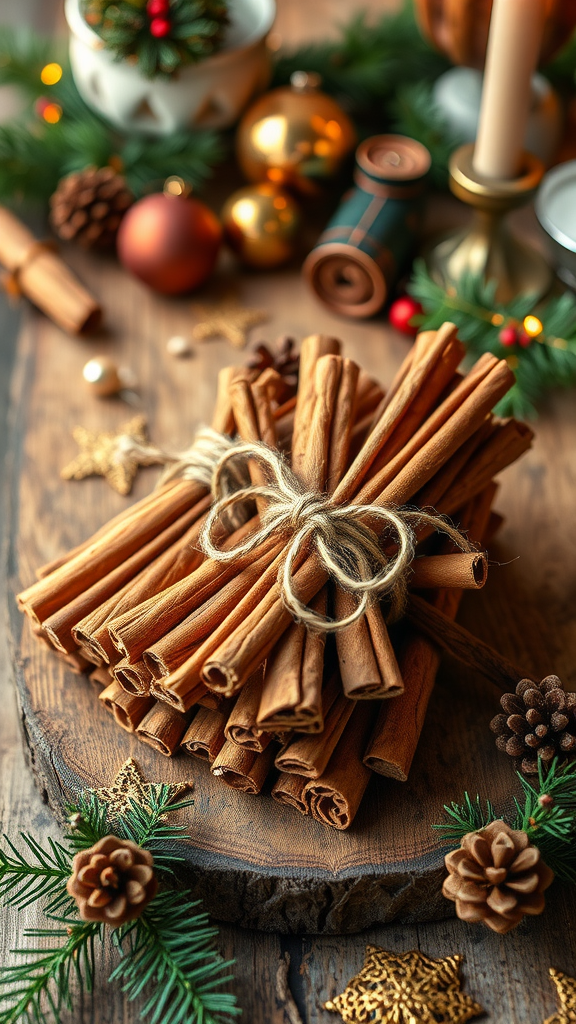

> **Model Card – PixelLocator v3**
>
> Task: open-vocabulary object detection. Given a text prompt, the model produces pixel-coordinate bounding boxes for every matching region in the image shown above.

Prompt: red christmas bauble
[117,193,222,295]
[499,326,518,347]
[149,15,171,37]
[518,331,532,348]
[388,296,422,336]
[147,0,169,15]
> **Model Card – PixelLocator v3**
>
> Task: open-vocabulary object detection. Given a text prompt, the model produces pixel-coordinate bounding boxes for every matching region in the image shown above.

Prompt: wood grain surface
[2,0,576,1019]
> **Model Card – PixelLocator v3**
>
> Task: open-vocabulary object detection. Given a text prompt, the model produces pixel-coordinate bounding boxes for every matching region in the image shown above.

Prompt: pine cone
[443,820,554,934]
[50,166,133,249]
[247,336,299,399]
[490,675,576,775]
[67,835,157,926]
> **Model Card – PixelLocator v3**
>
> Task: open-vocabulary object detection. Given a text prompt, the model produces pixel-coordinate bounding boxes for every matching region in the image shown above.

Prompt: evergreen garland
[435,758,576,885]
[81,0,229,79]
[0,27,224,205]
[408,259,576,418]
[0,778,238,1024]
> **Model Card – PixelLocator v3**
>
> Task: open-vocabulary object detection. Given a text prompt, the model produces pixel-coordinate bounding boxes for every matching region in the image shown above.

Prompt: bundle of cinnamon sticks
[18,326,533,829]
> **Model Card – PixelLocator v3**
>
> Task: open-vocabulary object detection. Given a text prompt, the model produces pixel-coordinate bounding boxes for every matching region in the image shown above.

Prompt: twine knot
[200,440,475,632]
[114,426,246,490]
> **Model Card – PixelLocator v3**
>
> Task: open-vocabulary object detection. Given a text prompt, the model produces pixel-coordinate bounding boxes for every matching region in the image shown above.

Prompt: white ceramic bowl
[65,0,276,135]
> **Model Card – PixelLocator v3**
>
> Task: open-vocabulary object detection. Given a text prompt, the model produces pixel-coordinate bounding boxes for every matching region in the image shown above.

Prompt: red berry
[388,296,422,336]
[499,326,518,347]
[147,0,170,16]
[518,331,532,348]
[149,15,171,37]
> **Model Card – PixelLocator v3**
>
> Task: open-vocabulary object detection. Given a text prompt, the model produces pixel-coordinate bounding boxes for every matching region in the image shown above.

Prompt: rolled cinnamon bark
[271,773,309,815]
[114,658,153,696]
[211,740,276,794]
[42,496,209,653]
[89,666,113,687]
[181,706,229,762]
[136,702,191,756]
[224,668,272,752]
[99,681,154,732]
[291,334,341,479]
[410,552,488,590]
[0,205,101,334]
[304,701,375,830]
[335,594,404,699]
[363,485,496,780]
[275,672,354,778]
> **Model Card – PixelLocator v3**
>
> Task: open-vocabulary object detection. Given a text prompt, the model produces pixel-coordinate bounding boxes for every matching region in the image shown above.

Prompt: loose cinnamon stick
[136,702,191,756]
[335,594,404,700]
[271,773,309,815]
[410,552,488,590]
[224,668,272,752]
[211,740,276,794]
[406,593,528,688]
[275,672,354,778]
[304,701,375,830]
[0,204,101,334]
[181,706,229,762]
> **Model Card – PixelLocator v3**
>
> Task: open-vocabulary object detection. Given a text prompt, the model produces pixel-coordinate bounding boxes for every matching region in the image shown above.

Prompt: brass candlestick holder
[427,143,552,302]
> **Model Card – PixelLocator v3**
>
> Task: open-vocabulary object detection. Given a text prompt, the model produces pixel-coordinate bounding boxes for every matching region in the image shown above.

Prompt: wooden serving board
[5,242,576,935]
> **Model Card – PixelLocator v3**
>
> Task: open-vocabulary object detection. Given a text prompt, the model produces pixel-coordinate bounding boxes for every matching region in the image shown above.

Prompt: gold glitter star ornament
[93,758,192,820]
[192,297,268,349]
[544,969,576,1024]
[324,946,483,1024]
[61,414,149,495]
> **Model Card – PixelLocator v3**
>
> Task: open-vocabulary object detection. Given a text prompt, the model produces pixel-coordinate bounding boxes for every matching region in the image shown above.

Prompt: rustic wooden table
[2,1,576,1022]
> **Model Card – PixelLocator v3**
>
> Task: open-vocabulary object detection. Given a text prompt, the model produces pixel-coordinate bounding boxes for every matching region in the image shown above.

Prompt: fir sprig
[0,774,236,1024]
[434,758,576,886]
[408,260,576,418]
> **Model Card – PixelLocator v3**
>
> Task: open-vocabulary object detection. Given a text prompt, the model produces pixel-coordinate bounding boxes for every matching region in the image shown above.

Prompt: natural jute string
[114,426,248,490]
[200,440,476,632]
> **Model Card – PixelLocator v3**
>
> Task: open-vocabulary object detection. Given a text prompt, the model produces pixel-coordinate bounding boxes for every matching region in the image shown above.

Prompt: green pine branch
[112,787,195,873]
[0,835,71,915]
[433,794,497,845]
[111,891,239,1024]
[408,259,576,417]
[0,920,101,1024]
[512,759,576,883]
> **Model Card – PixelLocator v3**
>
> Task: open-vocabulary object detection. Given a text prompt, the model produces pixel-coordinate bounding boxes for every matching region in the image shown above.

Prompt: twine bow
[114,426,248,490]
[200,440,475,632]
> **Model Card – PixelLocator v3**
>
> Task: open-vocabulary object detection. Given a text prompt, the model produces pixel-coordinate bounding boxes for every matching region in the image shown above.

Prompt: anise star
[93,758,192,820]
[60,414,148,495]
[192,297,269,349]
[324,946,483,1024]
[544,969,576,1024]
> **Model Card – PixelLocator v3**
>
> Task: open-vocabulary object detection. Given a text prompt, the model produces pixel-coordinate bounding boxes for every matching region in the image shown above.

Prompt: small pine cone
[443,820,554,934]
[490,675,576,775]
[50,166,133,249]
[67,835,157,926]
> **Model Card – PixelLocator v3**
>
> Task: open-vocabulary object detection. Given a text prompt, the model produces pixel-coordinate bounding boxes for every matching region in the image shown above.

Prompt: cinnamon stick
[271,773,309,815]
[410,552,488,590]
[114,658,153,696]
[224,668,272,752]
[274,672,354,778]
[136,702,191,756]
[181,706,229,762]
[304,701,375,830]
[99,681,154,732]
[335,594,404,700]
[211,741,275,794]
[291,334,341,479]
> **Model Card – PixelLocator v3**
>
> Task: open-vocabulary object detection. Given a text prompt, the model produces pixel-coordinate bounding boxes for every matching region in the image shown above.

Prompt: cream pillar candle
[473,0,546,180]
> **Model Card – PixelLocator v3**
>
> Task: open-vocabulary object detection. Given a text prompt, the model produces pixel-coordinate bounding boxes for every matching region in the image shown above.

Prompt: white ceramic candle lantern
[65,0,276,136]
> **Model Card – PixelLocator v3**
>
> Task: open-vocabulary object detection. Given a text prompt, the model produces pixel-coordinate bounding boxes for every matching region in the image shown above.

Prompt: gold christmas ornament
[60,414,150,494]
[94,758,193,819]
[222,184,301,268]
[325,945,483,1024]
[192,296,269,349]
[82,356,136,398]
[236,71,357,195]
[544,969,576,1024]
[166,334,194,357]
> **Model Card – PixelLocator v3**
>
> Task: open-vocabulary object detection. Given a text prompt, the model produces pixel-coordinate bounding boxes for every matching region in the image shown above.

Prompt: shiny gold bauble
[82,356,123,397]
[415,0,576,69]
[236,72,357,195]
[222,184,301,268]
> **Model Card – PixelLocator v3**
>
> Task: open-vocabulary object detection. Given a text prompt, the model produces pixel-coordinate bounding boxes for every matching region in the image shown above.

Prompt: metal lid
[536,159,576,255]
[356,134,431,184]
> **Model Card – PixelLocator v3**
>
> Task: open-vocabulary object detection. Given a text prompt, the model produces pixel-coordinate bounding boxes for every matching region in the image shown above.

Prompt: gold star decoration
[192,296,269,349]
[324,946,483,1024]
[544,969,576,1024]
[61,414,149,495]
[93,758,193,820]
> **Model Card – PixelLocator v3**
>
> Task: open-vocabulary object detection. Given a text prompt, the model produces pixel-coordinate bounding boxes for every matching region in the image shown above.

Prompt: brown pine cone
[247,336,299,399]
[490,675,576,775]
[50,166,133,249]
[67,835,157,926]
[443,820,554,934]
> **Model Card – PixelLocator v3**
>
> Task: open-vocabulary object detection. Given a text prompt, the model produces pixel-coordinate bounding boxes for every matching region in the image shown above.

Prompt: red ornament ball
[499,326,518,347]
[117,193,222,295]
[518,331,532,348]
[388,296,423,336]
[147,0,169,14]
[149,15,171,37]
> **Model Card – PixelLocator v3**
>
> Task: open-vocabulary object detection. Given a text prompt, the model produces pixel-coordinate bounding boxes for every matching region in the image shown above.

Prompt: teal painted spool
[303,134,431,318]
